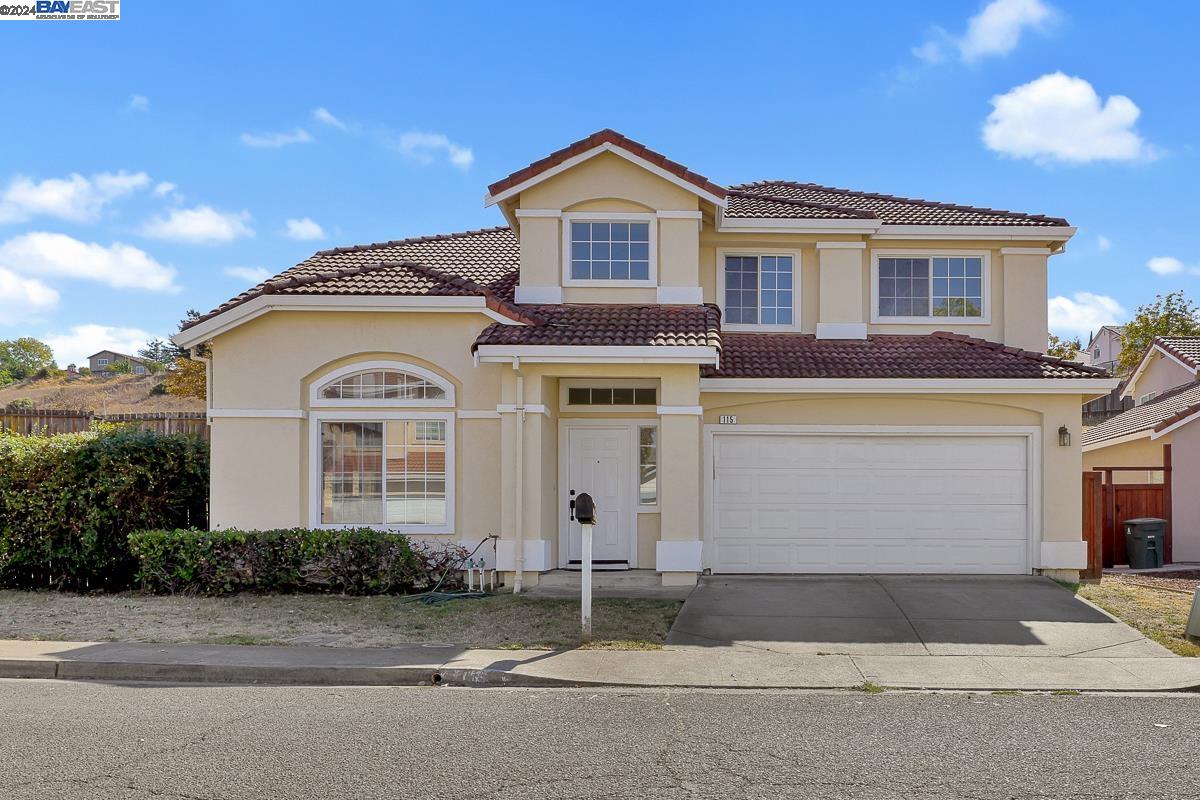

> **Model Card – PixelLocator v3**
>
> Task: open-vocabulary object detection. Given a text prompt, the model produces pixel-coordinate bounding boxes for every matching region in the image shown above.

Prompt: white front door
[565,426,632,565]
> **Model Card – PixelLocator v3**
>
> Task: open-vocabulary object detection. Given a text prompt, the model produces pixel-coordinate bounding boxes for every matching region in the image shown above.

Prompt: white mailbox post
[573,492,598,643]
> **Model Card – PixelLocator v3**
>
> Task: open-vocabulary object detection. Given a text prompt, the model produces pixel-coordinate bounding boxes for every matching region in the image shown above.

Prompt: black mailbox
[575,492,597,525]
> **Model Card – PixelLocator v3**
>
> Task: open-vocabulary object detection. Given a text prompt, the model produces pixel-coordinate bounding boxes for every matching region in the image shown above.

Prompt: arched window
[309,360,455,533]
[311,361,454,407]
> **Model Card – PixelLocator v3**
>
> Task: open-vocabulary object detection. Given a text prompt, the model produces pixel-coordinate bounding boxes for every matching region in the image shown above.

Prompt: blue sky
[0,0,1196,364]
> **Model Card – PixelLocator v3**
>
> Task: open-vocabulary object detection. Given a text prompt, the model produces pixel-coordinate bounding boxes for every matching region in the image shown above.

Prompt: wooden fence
[0,409,208,439]
[1085,443,1172,569]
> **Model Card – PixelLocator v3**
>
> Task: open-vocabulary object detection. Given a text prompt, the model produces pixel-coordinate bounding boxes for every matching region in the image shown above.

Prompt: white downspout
[512,361,526,593]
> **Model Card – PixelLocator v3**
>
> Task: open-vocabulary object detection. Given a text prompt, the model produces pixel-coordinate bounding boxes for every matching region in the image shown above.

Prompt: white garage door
[710,432,1030,574]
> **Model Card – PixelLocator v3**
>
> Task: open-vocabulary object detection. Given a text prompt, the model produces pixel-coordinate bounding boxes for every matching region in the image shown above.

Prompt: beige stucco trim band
[208,409,307,419]
[476,345,720,365]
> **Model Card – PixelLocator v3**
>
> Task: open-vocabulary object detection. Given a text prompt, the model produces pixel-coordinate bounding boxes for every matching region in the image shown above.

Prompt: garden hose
[404,535,496,606]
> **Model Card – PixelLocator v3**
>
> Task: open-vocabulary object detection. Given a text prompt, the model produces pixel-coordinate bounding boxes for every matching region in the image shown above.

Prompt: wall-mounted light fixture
[1058,425,1071,447]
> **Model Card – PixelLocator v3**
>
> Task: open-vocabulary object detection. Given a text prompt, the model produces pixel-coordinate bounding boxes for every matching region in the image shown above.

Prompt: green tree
[138,337,186,365]
[1047,334,1082,360]
[107,359,134,375]
[1116,291,1200,376]
[0,338,56,380]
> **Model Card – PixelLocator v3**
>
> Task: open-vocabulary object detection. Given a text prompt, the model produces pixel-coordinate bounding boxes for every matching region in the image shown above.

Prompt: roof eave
[699,377,1118,394]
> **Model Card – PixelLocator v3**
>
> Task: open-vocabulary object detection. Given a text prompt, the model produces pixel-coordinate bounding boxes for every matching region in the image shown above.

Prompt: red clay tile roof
[1082,381,1200,446]
[486,129,727,202]
[729,181,1069,227]
[703,331,1107,380]
[184,227,521,330]
[473,304,722,350]
[1157,336,1200,368]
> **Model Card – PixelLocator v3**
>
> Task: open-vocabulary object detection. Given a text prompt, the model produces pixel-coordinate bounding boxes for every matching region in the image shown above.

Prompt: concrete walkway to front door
[666,575,1171,658]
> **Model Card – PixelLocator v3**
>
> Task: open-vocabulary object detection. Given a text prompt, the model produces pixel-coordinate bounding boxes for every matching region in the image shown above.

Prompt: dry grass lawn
[0,591,681,651]
[1077,579,1200,657]
[0,374,203,413]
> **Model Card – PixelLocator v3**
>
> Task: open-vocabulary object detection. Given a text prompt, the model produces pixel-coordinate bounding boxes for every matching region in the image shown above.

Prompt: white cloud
[983,72,1157,164]
[0,232,177,292]
[129,94,149,111]
[1147,256,1200,276]
[960,0,1055,61]
[152,181,177,197]
[224,266,272,283]
[1097,235,1112,252]
[915,0,1055,65]
[240,127,312,148]
[139,205,253,244]
[0,170,151,223]
[284,217,325,241]
[313,107,348,131]
[43,324,157,368]
[1048,292,1127,338]
[392,131,474,171]
[0,267,59,324]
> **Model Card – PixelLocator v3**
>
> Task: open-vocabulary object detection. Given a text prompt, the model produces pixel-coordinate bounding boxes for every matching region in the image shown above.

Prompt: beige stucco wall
[207,310,504,537]
[700,392,1087,548]
[697,229,1052,350]
[1083,434,1171,485]
[1170,421,1200,561]
[512,152,701,303]
[1130,351,1195,402]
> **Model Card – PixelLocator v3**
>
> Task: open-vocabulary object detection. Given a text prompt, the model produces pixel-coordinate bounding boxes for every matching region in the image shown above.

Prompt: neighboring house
[1083,336,1200,560]
[173,129,1115,586]
[1081,326,1133,424]
[88,350,151,377]
[1084,325,1125,372]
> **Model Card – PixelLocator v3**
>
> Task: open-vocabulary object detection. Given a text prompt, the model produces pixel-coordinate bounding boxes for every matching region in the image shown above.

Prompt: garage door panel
[711,433,1030,574]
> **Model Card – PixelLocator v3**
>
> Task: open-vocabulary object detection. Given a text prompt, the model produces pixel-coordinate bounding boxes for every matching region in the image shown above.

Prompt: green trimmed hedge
[129,528,467,596]
[0,427,208,591]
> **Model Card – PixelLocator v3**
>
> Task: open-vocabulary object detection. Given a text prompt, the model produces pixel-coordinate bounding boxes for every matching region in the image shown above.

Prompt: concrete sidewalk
[2,639,1199,692]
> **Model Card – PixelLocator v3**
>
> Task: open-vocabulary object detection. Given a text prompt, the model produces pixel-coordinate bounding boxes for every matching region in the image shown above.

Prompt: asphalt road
[1,680,1197,799]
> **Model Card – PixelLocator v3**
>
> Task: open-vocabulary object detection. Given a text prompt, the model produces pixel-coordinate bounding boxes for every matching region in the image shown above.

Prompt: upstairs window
[718,251,798,331]
[874,253,987,323]
[564,215,655,285]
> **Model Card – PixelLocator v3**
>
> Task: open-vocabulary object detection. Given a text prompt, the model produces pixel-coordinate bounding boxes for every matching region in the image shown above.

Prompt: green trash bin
[1124,518,1166,569]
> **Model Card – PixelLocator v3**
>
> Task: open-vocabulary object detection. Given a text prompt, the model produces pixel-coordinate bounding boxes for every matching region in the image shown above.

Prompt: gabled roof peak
[484,128,727,206]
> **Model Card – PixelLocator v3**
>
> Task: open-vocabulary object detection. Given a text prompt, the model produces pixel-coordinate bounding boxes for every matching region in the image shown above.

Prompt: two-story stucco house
[173,130,1116,587]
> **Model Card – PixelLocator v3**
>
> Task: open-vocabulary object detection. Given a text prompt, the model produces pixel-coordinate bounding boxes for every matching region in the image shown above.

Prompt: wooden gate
[1091,444,1173,568]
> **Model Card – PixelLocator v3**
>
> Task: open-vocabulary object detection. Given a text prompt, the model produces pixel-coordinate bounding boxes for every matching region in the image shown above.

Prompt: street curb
[0,658,1197,692]
[0,659,585,688]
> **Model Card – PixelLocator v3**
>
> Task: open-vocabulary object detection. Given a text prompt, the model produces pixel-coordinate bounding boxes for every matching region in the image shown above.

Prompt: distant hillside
[0,373,204,413]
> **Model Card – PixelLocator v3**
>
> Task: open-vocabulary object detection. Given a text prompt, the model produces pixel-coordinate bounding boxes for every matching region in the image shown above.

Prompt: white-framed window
[716,248,801,332]
[1139,391,1157,406]
[312,412,454,532]
[871,251,991,324]
[133,365,146,375]
[310,361,455,408]
[308,360,456,533]
[560,379,658,412]
[561,212,657,287]
[97,358,109,366]
[638,425,657,506]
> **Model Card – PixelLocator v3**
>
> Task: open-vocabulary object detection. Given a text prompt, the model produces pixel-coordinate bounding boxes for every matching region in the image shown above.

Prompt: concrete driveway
[666,575,1172,657]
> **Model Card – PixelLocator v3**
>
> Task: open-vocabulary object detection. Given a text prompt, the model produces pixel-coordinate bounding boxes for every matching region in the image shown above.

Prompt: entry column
[656,368,703,586]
